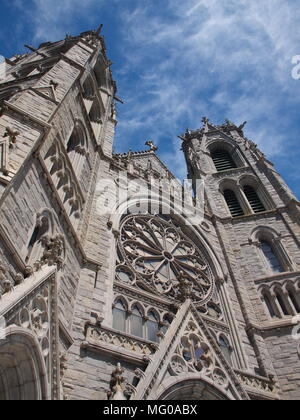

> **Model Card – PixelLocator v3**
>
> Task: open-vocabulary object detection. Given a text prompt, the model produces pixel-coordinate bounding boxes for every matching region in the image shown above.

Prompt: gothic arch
[238,174,273,211]
[0,326,49,400]
[206,137,237,152]
[154,375,234,400]
[250,226,294,273]
[250,226,280,244]
[82,74,96,101]
[113,295,129,311]
[206,139,245,169]
[128,301,145,317]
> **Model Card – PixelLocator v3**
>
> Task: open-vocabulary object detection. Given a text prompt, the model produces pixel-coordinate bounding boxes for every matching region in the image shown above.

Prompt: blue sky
[1,0,300,197]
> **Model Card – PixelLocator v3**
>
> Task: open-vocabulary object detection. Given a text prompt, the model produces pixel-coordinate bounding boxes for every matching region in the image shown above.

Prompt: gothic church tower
[0,30,299,401]
[181,118,300,399]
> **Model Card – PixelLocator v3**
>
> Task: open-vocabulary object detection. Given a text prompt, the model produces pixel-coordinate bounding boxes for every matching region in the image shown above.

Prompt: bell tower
[181,118,300,399]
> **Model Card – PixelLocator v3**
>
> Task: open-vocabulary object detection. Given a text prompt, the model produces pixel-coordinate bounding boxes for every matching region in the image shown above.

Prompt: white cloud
[113,0,300,184]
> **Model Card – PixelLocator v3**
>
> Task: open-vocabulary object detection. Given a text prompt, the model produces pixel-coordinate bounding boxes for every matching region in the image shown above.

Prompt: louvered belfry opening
[243,185,265,213]
[211,149,237,172]
[223,189,244,217]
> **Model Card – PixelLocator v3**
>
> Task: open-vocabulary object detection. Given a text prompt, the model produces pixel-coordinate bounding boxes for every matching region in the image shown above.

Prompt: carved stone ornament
[107,363,128,400]
[36,234,65,270]
[3,126,20,148]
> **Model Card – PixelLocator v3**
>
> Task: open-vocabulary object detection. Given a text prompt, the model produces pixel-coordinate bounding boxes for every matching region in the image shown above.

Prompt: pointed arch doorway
[0,327,49,400]
[157,377,233,401]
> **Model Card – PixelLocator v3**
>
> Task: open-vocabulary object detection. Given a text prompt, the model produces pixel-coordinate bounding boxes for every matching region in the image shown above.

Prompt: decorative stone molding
[234,369,278,397]
[114,283,175,312]
[107,363,128,400]
[84,323,157,357]
[44,136,85,211]
[132,300,250,401]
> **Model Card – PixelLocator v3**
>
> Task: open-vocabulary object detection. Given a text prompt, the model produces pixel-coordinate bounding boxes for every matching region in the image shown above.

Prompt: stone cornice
[212,207,286,225]
[209,165,252,179]
[82,323,156,366]
[254,270,300,285]
[246,317,297,333]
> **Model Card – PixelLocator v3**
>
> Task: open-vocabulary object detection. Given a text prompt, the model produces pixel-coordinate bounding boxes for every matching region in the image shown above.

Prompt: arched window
[130,305,143,338]
[146,311,159,343]
[260,241,284,273]
[224,189,244,217]
[112,300,127,332]
[243,185,265,213]
[26,215,50,264]
[275,291,290,316]
[211,149,237,172]
[287,289,300,313]
[262,292,277,318]
[219,336,232,365]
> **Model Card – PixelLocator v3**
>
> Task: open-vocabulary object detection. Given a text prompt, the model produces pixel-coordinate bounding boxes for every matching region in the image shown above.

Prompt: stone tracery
[117,215,215,305]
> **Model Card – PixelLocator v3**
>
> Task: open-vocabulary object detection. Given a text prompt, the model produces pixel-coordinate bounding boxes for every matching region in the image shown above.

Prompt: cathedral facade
[0,29,299,401]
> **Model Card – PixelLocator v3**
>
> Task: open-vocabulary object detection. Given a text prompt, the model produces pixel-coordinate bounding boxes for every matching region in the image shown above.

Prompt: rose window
[118,215,214,304]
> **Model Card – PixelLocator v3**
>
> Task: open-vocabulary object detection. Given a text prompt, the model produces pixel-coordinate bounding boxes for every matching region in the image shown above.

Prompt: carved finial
[178,271,193,301]
[145,140,158,152]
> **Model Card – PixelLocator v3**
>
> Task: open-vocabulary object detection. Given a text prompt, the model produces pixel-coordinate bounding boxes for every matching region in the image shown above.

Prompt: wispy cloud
[13,0,102,42]
[112,0,300,190]
[5,0,300,194]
